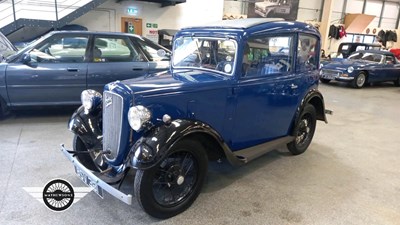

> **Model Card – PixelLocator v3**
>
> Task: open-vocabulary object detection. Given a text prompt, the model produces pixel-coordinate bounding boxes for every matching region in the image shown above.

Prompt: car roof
[185,18,284,29]
[340,42,381,47]
[353,49,395,56]
[179,19,320,39]
[47,30,143,38]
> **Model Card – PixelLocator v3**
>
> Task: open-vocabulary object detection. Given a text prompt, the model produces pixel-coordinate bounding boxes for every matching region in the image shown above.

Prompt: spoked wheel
[352,72,367,88]
[134,139,207,219]
[73,135,108,172]
[287,104,317,155]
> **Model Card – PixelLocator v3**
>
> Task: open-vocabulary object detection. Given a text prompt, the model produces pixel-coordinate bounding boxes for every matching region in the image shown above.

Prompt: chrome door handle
[290,84,298,89]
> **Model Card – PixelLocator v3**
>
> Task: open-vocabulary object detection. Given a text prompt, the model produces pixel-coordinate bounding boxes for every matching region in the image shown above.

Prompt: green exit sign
[127,7,138,15]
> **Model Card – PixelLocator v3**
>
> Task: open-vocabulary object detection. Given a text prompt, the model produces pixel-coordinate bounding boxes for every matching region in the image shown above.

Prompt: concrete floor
[0,82,399,225]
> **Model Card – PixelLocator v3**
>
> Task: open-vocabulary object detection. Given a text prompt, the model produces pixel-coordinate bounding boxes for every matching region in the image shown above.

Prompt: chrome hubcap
[357,74,365,86]
[177,175,185,185]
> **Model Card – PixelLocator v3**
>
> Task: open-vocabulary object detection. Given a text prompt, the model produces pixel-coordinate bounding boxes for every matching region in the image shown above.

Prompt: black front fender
[129,119,225,170]
[68,105,102,150]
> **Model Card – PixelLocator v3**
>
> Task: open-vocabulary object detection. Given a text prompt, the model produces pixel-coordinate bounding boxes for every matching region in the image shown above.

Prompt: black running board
[225,136,294,166]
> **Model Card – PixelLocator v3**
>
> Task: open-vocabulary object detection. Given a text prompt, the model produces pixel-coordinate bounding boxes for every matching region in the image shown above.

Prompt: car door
[6,33,89,106]
[380,55,398,81]
[230,34,305,151]
[87,35,149,92]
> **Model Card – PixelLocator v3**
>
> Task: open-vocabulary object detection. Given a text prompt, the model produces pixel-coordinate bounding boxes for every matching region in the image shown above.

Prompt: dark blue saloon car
[61,18,328,218]
[0,31,170,117]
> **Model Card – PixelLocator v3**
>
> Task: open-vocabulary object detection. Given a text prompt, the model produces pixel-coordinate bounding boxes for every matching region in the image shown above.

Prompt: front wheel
[287,104,317,155]
[73,135,108,172]
[352,72,367,88]
[134,139,208,219]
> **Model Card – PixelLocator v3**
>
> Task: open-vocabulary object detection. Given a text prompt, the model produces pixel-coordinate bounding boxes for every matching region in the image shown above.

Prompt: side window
[93,37,145,62]
[135,38,170,62]
[386,56,394,64]
[297,34,318,72]
[243,35,293,77]
[33,35,89,63]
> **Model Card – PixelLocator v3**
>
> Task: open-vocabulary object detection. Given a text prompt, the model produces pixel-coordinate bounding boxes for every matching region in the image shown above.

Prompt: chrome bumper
[60,144,133,205]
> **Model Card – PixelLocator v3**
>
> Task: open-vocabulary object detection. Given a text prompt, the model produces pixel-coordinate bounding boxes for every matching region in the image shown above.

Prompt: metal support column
[378,1,385,28]
[362,0,366,14]
[396,3,400,29]
[11,0,17,31]
[55,0,59,30]
[341,0,347,23]
[319,0,325,22]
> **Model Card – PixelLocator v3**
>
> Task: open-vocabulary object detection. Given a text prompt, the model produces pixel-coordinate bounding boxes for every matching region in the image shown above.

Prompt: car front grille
[321,69,342,77]
[103,91,124,160]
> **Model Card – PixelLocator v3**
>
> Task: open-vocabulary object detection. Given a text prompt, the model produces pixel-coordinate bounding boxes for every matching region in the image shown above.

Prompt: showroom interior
[0,0,399,224]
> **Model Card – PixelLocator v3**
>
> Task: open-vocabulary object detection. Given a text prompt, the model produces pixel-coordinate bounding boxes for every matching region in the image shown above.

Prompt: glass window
[349,52,383,63]
[297,34,318,72]
[0,33,17,59]
[243,35,293,77]
[173,37,237,75]
[135,37,170,62]
[386,56,394,64]
[32,35,89,63]
[93,37,145,62]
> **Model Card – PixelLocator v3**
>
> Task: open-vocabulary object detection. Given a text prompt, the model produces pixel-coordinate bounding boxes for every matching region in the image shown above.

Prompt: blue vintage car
[320,50,400,88]
[61,18,328,218]
[0,31,170,117]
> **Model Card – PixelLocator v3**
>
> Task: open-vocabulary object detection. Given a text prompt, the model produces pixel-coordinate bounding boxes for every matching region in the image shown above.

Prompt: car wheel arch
[130,119,236,169]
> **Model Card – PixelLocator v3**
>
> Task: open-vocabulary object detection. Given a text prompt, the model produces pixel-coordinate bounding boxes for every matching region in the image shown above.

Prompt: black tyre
[394,77,400,87]
[352,72,367,88]
[287,104,317,155]
[320,78,331,84]
[134,139,208,219]
[72,135,108,172]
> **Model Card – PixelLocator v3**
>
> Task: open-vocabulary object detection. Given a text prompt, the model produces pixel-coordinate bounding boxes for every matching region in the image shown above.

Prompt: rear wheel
[134,139,208,219]
[287,104,317,155]
[320,78,331,84]
[352,72,367,88]
[72,135,108,172]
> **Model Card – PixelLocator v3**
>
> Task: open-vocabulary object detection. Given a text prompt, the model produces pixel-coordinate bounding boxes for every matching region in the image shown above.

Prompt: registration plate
[74,166,104,198]
[321,73,337,80]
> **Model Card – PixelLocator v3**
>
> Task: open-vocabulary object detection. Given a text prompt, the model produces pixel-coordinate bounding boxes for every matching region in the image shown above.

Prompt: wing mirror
[21,52,38,67]
[21,52,31,64]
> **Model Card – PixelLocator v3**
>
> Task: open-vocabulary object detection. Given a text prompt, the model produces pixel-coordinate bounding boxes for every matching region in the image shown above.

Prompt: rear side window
[297,34,318,72]
[93,36,145,62]
[243,35,293,77]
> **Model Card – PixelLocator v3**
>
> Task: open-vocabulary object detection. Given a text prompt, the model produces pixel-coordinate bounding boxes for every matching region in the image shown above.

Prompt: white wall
[297,0,322,21]
[72,0,224,33]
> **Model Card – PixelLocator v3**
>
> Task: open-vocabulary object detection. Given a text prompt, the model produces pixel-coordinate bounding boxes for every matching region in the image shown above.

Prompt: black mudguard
[291,89,327,137]
[68,105,103,150]
[129,119,227,170]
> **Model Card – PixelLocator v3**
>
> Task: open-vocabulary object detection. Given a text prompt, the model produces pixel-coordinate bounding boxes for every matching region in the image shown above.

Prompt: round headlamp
[81,90,102,112]
[347,66,354,73]
[128,105,151,131]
